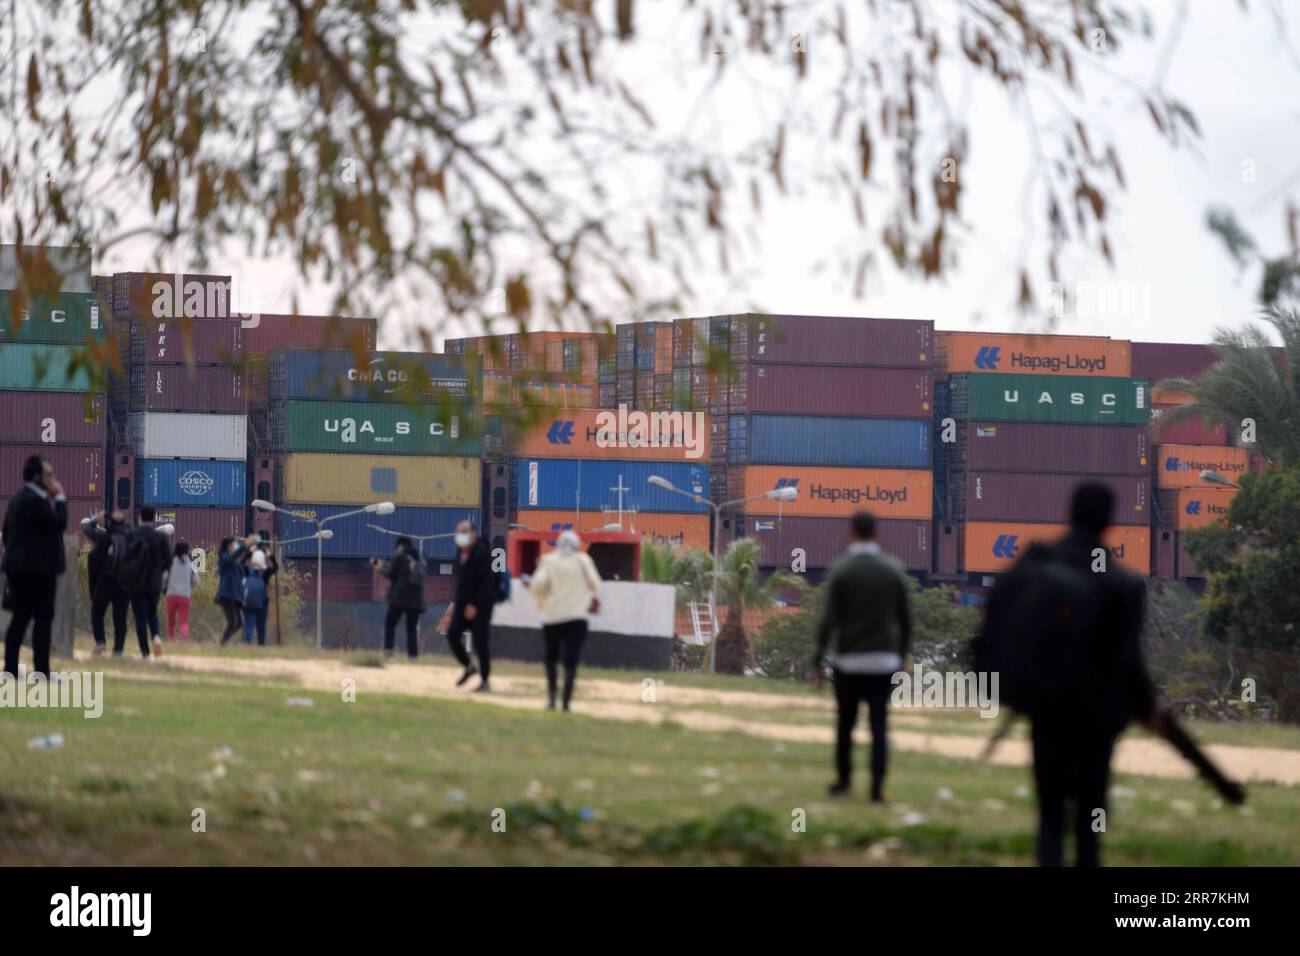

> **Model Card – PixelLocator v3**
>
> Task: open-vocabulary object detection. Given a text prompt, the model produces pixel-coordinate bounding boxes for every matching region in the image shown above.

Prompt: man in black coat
[379,536,426,661]
[82,509,130,656]
[125,505,171,660]
[2,455,69,679]
[982,483,1157,867]
[446,520,498,692]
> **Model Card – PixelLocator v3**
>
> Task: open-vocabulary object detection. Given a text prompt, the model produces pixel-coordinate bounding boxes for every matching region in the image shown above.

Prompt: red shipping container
[131,365,245,412]
[730,315,933,367]
[960,421,1149,474]
[150,507,245,551]
[737,515,930,571]
[0,445,104,499]
[1130,342,1219,384]
[962,471,1148,526]
[0,392,106,445]
[242,313,378,354]
[1149,403,1228,445]
[740,364,932,418]
[112,273,233,319]
[0,496,103,526]
[130,318,243,365]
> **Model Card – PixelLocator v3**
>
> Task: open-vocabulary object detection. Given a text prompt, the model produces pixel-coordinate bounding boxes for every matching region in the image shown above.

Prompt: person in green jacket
[812,510,913,802]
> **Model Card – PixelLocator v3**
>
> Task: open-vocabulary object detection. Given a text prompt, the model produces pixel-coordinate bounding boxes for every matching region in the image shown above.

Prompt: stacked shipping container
[0,283,108,522]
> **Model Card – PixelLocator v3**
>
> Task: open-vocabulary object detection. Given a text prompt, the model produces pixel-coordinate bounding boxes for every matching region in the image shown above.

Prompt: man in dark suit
[982,483,1157,867]
[2,455,69,679]
[125,505,171,660]
[445,520,498,692]
[812,510,913,803]
[82,509,130,656]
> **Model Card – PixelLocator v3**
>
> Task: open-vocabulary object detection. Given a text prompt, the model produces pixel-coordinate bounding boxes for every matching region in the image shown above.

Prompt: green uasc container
[274,399,484,456]
[949,373,1150,426]
[0,291,106,344]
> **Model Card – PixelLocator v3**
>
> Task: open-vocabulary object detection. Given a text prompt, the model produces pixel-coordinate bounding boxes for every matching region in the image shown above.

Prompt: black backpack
[404,551,426,592]
[112,529,154,592]
[971,543,1103,718]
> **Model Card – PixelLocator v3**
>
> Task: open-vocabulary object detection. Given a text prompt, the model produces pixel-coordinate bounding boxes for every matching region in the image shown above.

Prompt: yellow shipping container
[280,453,481,507]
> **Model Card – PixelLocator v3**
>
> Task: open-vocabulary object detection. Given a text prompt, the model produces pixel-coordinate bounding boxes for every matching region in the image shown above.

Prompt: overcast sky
[94,1,1300,350]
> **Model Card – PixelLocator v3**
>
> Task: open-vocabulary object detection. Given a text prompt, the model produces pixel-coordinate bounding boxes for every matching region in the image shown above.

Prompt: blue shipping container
[138,459,246,507]
[514,459,710,514]
[730,415,931,469]
[273,350,478,403]
[276,504,479,559]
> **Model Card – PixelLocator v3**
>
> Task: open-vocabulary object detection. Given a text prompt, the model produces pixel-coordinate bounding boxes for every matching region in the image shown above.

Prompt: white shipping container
[128,412,247,460]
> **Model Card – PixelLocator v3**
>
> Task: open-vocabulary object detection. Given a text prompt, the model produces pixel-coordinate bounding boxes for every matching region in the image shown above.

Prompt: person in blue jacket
[216,535,255,645]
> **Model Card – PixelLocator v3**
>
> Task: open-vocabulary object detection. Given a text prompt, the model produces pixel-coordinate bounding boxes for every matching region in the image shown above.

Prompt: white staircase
[685,596,718,646]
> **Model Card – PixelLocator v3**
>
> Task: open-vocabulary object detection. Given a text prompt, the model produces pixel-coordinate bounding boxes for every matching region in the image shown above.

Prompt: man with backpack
[82,509,131,656]
[377,536,425,661]
[2,455,68,679]
[811,509,913,803]
[240,546,277,646]
[119,505,172,660]
[446,520,499,692]
[975,483,1158,867]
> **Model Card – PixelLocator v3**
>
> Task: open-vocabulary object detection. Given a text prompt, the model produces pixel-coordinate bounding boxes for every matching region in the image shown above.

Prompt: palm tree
[712,538,805,675]
[1156,306,1300,467]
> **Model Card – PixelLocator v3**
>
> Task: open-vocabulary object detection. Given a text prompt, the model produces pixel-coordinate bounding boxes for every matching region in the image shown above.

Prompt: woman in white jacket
[527,530,601,711]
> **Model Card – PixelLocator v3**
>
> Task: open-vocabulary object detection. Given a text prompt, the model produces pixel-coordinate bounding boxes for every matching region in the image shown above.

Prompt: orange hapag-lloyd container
[1156,444,1250,488]
[1174,488,1237,530]
[514,407,711,462]
[514,509,710,550]
[942,331,1131,377]
[737,466,932,519]
[963,522,1150,574]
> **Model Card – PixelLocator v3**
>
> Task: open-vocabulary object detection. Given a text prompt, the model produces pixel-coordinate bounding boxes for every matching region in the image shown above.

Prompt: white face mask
[454,532,473,549]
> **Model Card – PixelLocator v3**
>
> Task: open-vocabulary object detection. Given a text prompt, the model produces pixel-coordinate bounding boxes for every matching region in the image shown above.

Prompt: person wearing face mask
[216,535,254,646]
[525,530,601,711]
[82,509,131,656]
[445,520,499,692]
[2,455,68,679]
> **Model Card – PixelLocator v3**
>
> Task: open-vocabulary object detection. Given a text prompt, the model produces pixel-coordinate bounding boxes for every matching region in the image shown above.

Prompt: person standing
[82,509,130,656]
[978,483,1157,867]
[525,530,601,711]
[215,535,251,646]
[164,540,198,641]
[121,506,170,660]
[240,547,276,646]
[445,520,498,692]
[2,455,68,679]
[811,510,912,803]
[379,536,425,661]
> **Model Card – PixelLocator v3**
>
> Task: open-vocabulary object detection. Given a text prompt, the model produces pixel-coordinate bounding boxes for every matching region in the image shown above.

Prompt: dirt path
[145,653,1300,787]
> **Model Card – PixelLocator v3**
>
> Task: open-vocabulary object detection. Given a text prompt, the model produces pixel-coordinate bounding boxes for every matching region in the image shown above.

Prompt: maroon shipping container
[130,364,245,412]
[737,515,930,571]
[0,445,104,500]
[1153,528,1177,579]
[0,496,102,526]
[1131,342,1220,383]
[112,273,233,320]
[150,506,245,551]
[242,313,378,354]
[1149,404,1228,446]
[0,392,106,445]
[738,364,932,418]
[1176,534,1203,579]
[962,471,1148,526]
[129,318,243,365]
[960,421,1150,474]
[732,315,933,367]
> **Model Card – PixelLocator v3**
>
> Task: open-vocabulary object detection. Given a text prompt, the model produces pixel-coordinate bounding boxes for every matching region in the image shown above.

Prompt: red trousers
[165,595,191,639]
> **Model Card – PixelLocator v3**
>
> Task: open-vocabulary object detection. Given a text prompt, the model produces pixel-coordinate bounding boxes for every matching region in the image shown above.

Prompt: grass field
[1,646,1296,866]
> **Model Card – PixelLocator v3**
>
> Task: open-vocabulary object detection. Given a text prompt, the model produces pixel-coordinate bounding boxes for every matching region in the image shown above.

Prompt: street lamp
[646,475,798,672]
[1200,469,1240,489]
[365,524,456,564]
[251,499,396,648]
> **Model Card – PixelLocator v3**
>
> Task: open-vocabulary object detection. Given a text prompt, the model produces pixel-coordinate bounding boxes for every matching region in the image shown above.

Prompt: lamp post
[366,525,456,564]
[646,476,798,672]
[251,499,395,648]
[1200,469,1240,489]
